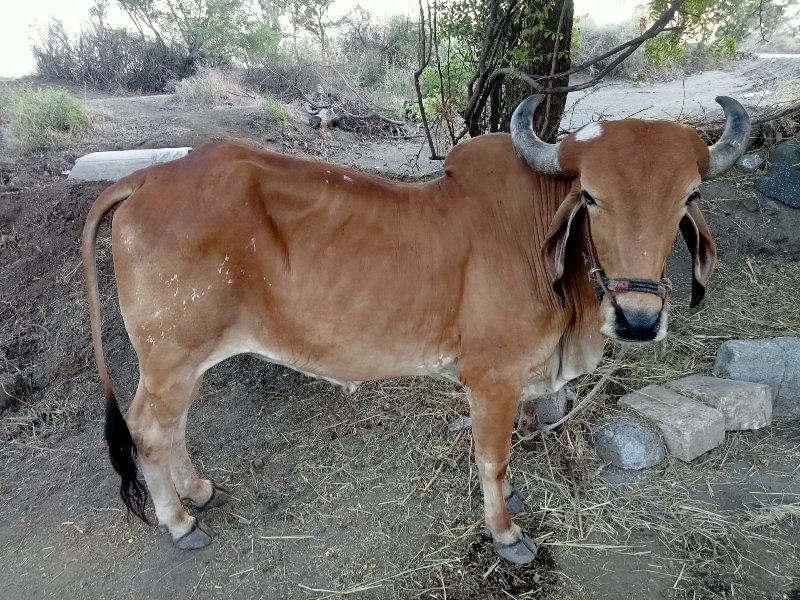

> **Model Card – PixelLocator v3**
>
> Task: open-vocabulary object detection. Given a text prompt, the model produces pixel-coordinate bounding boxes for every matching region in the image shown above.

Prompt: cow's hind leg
[467,375,537,565]
[127,375,212,550]
[170,377,229,511]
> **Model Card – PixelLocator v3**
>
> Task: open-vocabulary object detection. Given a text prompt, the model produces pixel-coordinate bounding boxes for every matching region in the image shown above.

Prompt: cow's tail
[81,174,150,524]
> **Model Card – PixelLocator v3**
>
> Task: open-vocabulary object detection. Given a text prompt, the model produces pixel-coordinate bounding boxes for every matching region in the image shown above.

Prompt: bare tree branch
[482,0,683,97]
[453,0,684,141]
[413,0,446,160]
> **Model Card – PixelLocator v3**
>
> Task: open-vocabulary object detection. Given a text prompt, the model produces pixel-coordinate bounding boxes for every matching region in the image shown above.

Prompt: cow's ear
[543,189,583,303]
[679,203,717,308]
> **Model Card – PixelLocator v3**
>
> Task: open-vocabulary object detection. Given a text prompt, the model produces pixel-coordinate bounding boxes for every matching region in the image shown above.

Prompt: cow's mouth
[600,303,668,342]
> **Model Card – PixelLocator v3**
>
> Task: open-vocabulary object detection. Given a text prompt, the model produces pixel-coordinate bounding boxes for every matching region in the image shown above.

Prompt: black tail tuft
[105,390,150,524]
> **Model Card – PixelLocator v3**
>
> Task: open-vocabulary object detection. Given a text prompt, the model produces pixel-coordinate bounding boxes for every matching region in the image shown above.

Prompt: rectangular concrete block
[68,147,192,181]
[664,375,772,431]
[712,337,800,417]
[618,384,725,462]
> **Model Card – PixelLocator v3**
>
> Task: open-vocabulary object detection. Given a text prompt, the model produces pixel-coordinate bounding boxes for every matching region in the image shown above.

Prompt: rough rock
[768,139,800,167]
[713,337,800,417]
[592,416,665,470]
[736,153,765,173]
[665,375,772,430]
[517,388,571,439]
[533,387,571,424]
[618,385,725,462]
[755,164,800,208]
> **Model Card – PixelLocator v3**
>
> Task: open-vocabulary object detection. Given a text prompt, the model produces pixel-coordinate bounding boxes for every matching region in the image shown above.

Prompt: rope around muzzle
[591,273,673,304]
[582,209,672,309]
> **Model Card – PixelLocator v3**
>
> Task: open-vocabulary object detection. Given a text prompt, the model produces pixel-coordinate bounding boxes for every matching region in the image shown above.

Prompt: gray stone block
[713,337,800,417]
[776,337,800,417]
[592,416,665,470]
[618,385,725,462]
[755,164,800,208]
[664,375,772,431]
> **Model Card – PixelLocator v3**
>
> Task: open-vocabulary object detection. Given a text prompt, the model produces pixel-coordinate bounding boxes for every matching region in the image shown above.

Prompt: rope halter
[581,208,672,310]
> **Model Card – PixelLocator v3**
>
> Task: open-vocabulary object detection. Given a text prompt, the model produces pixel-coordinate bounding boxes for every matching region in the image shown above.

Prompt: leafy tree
[427,0,577,141]
[282,0,342,57]
[116,0,281,67]
[339,9,418,84]
[340,10,417,68]
[417,0,794,156]
[32,2,195,91]
[647,0,799,63]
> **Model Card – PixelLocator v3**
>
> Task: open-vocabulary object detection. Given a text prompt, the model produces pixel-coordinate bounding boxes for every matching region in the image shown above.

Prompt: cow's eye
[687,191,701,204]
[581,190,596,205]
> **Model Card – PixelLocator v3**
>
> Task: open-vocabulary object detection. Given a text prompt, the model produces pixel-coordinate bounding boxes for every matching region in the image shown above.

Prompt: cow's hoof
[173,519,213,550]
[494,532,538,565]
[504,487,526,514]
[199,481,229,510]
[184,481,230,510]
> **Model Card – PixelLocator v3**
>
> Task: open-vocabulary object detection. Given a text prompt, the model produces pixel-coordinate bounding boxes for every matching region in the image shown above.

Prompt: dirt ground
[1,59,800,600]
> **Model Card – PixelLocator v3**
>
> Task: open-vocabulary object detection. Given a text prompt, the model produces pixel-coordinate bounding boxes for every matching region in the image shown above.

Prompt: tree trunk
[489,79,502,132]
[502,0,574,142]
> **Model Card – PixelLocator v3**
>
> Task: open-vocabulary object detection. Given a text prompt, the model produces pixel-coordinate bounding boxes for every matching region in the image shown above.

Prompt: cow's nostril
[614,307,661,341]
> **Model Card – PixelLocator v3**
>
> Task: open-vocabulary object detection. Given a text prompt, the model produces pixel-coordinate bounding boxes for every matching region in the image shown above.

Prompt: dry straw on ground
[308,254,800,597]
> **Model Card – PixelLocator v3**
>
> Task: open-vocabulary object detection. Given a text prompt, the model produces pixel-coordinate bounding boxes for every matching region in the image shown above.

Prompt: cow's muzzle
[613,305,662,341]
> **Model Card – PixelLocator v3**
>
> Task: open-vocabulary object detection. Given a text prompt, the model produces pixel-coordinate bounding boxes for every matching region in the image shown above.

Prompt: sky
[0,0,641,78]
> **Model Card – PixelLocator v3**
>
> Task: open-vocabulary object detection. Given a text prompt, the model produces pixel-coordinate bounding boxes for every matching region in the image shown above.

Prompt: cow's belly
[244,346,460,394]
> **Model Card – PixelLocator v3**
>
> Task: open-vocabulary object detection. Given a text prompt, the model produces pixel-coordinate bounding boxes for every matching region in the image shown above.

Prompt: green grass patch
[0,85,89,152]
[263,96,288,126]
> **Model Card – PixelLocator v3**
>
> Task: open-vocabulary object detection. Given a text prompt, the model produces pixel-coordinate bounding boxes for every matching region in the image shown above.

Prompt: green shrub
[238,21,284,68]
[0,86,89,152]
[33,18,195,93]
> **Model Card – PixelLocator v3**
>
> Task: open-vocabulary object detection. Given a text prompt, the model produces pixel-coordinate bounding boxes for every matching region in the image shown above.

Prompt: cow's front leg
[467,376,537,565]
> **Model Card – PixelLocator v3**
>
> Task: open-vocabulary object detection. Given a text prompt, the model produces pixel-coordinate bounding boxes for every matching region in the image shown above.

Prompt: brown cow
[82,95,750,564]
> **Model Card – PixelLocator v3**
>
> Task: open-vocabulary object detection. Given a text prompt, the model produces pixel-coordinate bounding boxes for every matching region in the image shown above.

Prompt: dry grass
[172,68,248,107]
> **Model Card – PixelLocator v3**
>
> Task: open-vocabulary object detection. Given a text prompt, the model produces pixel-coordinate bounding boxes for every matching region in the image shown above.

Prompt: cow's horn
[704,96,751,180]
[511,95,564,176]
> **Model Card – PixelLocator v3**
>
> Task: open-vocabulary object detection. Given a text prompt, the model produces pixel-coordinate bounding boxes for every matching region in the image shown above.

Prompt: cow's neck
[557,215,607,379]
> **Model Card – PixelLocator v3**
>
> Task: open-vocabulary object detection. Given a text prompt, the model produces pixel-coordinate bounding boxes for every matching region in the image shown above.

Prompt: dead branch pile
[246,62,409,138]
[304,84,407,138]
[686,99,800,147]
